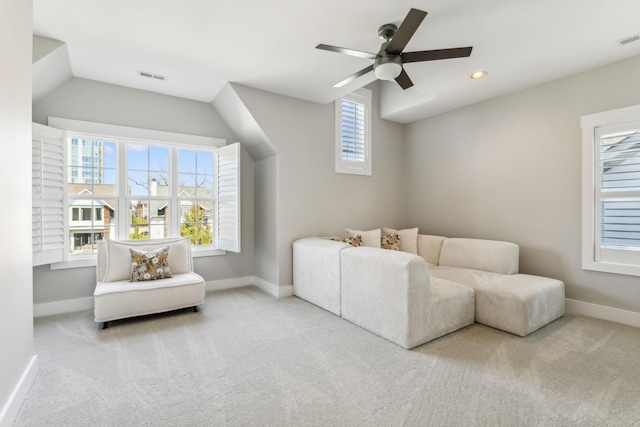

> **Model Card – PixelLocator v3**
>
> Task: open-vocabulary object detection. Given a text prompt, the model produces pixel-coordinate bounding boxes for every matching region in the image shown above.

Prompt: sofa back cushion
[99,238,193,283]
[417,235,447,266]
[438,238,519,275]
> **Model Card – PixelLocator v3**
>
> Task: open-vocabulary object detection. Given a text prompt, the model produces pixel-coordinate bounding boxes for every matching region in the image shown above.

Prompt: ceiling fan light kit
[316,8,473,90]
[374,59,402,80]
[374,62,402,80]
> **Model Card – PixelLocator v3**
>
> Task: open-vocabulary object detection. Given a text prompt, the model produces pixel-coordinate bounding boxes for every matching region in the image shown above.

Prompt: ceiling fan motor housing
[374,46,402,68]
[378,23,397,41]
[374,25,402,80]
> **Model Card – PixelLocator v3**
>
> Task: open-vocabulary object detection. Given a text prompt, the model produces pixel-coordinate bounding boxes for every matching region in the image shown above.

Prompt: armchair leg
[193,306,198,313]
[102,321,109,329]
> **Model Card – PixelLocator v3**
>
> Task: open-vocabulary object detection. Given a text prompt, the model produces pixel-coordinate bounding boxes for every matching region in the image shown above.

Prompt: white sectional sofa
[94,237,206,329]
[293,233,564,349]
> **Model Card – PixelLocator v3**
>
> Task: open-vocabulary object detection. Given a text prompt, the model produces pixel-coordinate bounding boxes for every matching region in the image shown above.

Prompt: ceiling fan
[316,8,473,90]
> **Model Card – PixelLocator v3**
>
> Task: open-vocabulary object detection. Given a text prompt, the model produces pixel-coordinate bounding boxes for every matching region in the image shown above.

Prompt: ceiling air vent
[617,34,640,46]
[138,70,167,81]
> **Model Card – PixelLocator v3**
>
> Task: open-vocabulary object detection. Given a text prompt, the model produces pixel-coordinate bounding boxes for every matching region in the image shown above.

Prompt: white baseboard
[34,297,94,318]
[204,276,293,297]
[565,298,640,329]
[252,276,293,297]
[205,277,254,292]
[34,276,294,317]
[0,355,38,427]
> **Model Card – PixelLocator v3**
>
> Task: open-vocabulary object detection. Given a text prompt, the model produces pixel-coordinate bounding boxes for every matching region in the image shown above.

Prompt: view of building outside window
[127,144,171,241]
[599,130,640,249]
[67,137,216,254]
[67,138,116,254]
[178,149,214,246]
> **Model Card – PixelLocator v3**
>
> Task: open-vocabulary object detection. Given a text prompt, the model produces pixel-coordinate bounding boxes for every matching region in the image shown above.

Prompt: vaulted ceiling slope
[33,0,640,124]
[33,35,72,102]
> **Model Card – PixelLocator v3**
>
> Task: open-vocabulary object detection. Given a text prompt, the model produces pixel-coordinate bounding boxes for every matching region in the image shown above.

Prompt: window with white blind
[582,105,640,277]
[33,118,241,268]
[335,88,372,176]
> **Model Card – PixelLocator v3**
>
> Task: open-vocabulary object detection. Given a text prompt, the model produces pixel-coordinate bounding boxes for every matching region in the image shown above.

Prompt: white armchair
[94,237,206,328]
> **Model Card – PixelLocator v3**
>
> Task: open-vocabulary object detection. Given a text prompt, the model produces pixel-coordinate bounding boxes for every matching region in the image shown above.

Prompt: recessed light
[470,71,487,80]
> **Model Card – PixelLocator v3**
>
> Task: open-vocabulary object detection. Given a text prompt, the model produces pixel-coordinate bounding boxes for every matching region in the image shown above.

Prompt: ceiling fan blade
[395,69,414,90]
[316,44,376,60]
[386,8,428,54]
[402,47,473,63]
[333,64,374,88]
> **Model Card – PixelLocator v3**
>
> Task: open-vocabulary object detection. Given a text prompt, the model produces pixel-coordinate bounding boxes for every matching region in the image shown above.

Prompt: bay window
[32,118,240,268]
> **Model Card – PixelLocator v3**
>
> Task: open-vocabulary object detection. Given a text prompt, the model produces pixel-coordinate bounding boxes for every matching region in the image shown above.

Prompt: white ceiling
[33,0,640,124]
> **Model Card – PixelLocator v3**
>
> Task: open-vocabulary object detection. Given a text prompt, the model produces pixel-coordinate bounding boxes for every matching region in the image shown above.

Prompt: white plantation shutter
[340,98,366,161]
[335,88,372,176]
[217,142,241,252]
[32,123,66,266]
[598,130,640,249]
[582,105,640,276]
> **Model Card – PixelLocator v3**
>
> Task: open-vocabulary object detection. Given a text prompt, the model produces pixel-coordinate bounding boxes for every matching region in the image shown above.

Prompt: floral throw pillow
[130,246,172,282]
[330,235,362,247]
[381,233,400,250]
[345,228,381,248]
[383,227,418,254]
[343,235,363,247]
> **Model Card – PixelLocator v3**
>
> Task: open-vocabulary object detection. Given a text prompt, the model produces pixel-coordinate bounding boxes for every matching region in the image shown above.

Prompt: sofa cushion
[429,266,564,336]
[94,272,205,322]
[340,247,432,349]
[103,238,191,283]
[438,238,519,275]
[417,235,447,266]
[428,276,475,340]
[429,266,504,289]
[293,237,350,316]
[345,228,381,248]
[130,246,172,282]
[383,227,418,254]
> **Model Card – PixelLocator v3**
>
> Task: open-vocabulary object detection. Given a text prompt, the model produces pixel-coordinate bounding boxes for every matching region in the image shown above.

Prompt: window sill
[49,248,227,270]
[583,259,640,277]
[192,248,227,258]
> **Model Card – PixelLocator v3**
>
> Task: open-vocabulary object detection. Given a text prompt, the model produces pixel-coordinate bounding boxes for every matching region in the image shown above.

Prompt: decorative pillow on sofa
[130,246,173,282]
[381,233,400,250]
[330,235,363,247]
[383,227,418,254]
[345,228,381,248]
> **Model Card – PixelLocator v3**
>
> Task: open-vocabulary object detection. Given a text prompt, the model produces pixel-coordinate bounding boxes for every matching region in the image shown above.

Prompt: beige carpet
[14,286,640,426]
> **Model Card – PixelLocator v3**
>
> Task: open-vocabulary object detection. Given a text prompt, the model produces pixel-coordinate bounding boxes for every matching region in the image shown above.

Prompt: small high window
[335,88,372,176]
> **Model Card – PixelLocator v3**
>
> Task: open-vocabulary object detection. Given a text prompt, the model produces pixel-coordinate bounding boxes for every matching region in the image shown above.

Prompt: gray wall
[29,49,640,316]
[254,156,279,285]
[32,78,255,305]
[230,82,405,287]
[405,55,640,313]
[0,0,34,420]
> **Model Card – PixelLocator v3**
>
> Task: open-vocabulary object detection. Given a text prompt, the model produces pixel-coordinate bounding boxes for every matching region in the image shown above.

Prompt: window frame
[335,88,372,176]
[581,104,640,277]
[46,118,233,269]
